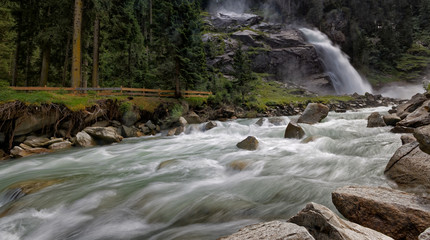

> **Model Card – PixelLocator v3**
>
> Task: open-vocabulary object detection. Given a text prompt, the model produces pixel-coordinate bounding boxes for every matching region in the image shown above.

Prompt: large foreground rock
[384,141,430,191]
[83,127,123,144]
[288,202,392,240]
[397,100,430,128]
[236,136,259,151]
[219,221,315,240]
[332,186,430,240]
[297,103,329,124]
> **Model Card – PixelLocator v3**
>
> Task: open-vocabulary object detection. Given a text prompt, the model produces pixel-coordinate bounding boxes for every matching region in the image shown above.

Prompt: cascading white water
[300,28,373,95]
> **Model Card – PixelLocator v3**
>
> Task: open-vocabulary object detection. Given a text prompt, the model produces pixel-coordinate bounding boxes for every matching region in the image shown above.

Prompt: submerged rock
[288,202,392,240]
[367,112,387,128]
[236,136,259,151]
[255,118,265,126]
[284,122,305,139]
[219,221,315,240]
[384,141,430,191]
[205,121,217,131]
[332,186,430,240]
[157,159,179,170]
[228,160,252,171]
[297,103,329,124]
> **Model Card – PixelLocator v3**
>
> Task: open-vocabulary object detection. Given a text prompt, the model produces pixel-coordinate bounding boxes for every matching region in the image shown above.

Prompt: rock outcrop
[288,202,393,240]
[219,221,315,240]
[396,93,427,119]
[332,186,430,240]
[384,141,430,191]
[297,103,329,124]
[397,100,430,128]
[236,136,259,151]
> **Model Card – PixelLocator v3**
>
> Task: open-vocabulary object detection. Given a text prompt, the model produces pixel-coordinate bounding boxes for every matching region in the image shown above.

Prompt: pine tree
[233,43,256,103]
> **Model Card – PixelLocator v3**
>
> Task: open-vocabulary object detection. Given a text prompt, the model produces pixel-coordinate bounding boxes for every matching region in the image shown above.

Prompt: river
[0,107,401,240]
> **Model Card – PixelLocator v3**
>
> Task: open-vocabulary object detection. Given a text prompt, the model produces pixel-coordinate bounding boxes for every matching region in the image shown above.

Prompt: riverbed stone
[23,136,50,148]
[179,117,188,126]
[205,121,217,131]
[384,141,430,191]
[255,118,265,126]
[120,125,141,138]
[48,141,72,150]
[76,131,97,147]
[401,134,417,145]
[297,103,329,124]
[236,136,259,151]
[269,117,286,126]
[219,221,315,240]
[184,111,202,124]
[332,186,430,240]
[288,202,393,240]
[367,112,387,128]
[83,127,123,144]
[284,122,305,139]
[420,228,430,240]
[414,125,430,154]
[383,114,401,126]
[228,160,252,171]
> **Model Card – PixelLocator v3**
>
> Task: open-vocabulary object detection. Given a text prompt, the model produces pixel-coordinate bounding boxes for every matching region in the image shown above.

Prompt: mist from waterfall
[300,28,373,95]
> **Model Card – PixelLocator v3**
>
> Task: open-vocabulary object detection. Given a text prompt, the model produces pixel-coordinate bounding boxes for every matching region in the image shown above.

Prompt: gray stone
[367,112,387,128]
[284,122,305,139]
[332,186,430,240]
[219,221,315,240]
[414,125,430,154]
[269,117,286,126]
[383,114,401,126]
[205,121,217,131]
[420,228,430,240]
[23,136,50,148]
[184,111,202,124]
[298,103,329,124]
[91,120,110,128]
[83,127,123,144]
[255,118,265,126]
[384,141,430,191]
[76,131,96,147]
[396,93,427,119]
[397,100,430,128]
[146,120,156,130]
[179,117,188,126]
[401,134,417,145]
[120,125,139,138]
[236,136,259,151]
[122,108,141,127]
[49,141,72,150]
[289,202,393,240]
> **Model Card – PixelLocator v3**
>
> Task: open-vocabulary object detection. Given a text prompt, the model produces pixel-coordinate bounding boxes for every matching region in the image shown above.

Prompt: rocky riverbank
[220,92,430,240]
[0,93,403,161]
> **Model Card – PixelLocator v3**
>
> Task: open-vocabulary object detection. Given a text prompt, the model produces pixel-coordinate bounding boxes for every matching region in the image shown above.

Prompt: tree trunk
[83,41,89,89]
[12,17,22,86]
[71,0,83,88]
[63,33,72,87]
[91,16,100,88]
[24,39,33,87]
[175,58,181,98]
[40,46,50,86]
[149,0,153,45]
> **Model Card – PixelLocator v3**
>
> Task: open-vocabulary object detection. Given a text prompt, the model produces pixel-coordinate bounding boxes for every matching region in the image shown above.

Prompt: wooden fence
[9,86,212,98]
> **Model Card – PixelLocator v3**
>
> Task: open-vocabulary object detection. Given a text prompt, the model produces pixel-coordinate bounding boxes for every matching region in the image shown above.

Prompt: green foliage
[170,103,183,119]
[119,101,133,114]
[233,43,257,103]
[186,97,207,108]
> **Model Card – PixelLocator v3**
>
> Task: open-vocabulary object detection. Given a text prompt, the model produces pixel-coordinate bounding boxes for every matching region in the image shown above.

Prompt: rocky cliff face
[203,12,333,94]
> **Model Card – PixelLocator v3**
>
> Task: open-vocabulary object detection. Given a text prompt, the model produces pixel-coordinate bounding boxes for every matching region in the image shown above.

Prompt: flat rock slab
[288,202,392,240]
[219,221,315,240]
[332,186,430,240]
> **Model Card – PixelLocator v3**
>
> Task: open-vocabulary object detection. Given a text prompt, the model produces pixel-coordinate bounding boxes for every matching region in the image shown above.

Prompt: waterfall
[300,28,373,95]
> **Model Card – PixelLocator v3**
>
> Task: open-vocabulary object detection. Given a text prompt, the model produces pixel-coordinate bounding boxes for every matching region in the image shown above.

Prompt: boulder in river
[332,185,430,240]
[83,127,123,144]
[383,114,401,126]
[219,221,315,240]
[205,121,217,131]
[384,141,430,191]
[236,136,259,151]
[297,103,329,124]
[288,202,393,240]
[367,112,387,128]
[184,111,202,124]
[284,122,305,139]
[414,125,430,154]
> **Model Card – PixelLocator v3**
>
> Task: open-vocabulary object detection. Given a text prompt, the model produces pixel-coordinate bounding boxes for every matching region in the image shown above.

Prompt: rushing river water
[0,107,401,240]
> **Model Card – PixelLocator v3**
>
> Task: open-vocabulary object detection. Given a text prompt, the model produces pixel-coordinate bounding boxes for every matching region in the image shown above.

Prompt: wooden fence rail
[10,86,212,98]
